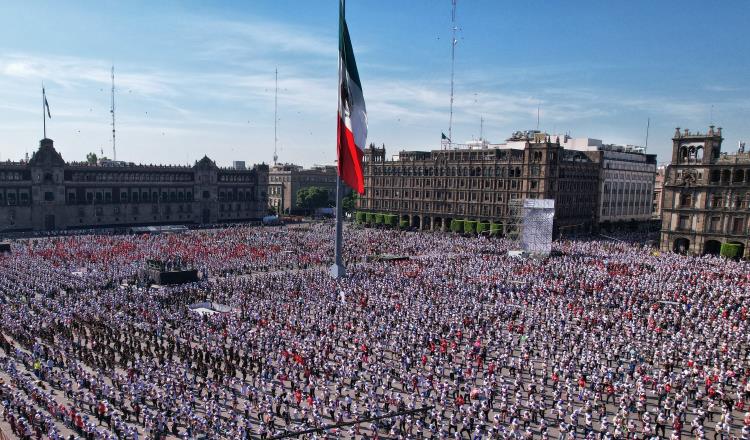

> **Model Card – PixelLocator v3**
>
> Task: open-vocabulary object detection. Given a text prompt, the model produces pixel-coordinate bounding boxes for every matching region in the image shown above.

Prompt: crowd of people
[0,223,749,439]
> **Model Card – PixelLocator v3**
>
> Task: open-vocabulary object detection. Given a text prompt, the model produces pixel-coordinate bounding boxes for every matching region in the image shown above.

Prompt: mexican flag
[337,0,367,194]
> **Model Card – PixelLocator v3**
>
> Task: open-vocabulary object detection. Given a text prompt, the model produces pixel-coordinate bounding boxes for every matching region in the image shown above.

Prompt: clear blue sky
[0,0,748,166]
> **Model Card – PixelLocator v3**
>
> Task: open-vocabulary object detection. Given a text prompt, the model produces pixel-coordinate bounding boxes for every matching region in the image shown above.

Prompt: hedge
[399,219,409,229]
[365,213,375,224]
[477,222,490,234]
[384,214,398,226]
[374,213,385,224]
[355,212,366,224]
[464,220,478,234]
[450,219,464,233]
[720,243,742,259]
[490,222,502,236]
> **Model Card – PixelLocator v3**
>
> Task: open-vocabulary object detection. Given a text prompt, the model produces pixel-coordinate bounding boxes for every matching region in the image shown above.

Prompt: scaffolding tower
[506,199,555,256]
[506,199,524,241]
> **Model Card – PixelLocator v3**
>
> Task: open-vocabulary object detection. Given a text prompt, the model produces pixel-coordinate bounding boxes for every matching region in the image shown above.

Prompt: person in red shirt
[455,394,465,407]
[672,416,683,436]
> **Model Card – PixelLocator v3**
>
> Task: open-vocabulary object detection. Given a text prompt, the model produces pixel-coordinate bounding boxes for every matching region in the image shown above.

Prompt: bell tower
[671,126,723,165]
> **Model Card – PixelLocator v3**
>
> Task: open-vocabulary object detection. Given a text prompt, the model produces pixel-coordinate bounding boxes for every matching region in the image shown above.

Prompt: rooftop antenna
[273,67,279,165]
[479,116,484,140]
[110,65,117,161]
[644,117,650,152]
[447,0,458,149]
[536,101,540,131]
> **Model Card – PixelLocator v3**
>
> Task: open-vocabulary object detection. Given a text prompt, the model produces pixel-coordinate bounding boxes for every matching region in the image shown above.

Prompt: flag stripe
[340,19,362,90]
[337,114,364,194]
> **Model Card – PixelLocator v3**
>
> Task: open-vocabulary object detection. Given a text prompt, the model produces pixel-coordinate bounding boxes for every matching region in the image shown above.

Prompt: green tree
[86,152,98,164]
[296,187,331,212]
[342,193,358,214]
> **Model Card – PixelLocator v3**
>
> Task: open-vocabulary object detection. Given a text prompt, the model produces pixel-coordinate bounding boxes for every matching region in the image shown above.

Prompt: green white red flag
[337,0,366,194]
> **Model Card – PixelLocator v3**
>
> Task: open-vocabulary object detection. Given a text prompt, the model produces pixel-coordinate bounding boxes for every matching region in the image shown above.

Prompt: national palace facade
[660,126,750,258]
[0,138,269,232]
[356,132,603,235]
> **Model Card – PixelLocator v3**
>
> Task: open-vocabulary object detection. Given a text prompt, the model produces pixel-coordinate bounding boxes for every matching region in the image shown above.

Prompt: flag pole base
[329,263,346,279]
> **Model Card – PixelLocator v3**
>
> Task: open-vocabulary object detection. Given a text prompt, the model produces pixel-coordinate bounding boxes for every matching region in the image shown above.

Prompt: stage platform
[146,268,199,285]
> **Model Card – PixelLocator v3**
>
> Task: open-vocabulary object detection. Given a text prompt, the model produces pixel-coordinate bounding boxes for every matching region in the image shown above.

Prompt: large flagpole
[331,174,345,278]
[331,0,346,279]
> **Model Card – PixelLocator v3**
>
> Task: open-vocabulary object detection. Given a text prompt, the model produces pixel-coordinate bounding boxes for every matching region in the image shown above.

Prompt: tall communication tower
[273,67,279,165]
[447,0,458,149]
[111,65,116,161]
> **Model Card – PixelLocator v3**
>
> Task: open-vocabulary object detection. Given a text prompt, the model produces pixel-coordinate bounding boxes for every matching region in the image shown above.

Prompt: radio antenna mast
[447,0,458,149]
[536,102,540,131]
[273,67,279,165]
[644,117,650,152]
[111,65,116,161]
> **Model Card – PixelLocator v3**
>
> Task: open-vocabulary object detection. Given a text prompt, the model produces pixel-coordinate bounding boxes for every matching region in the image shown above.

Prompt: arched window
[680,147,689,162]
[695,147,704,161]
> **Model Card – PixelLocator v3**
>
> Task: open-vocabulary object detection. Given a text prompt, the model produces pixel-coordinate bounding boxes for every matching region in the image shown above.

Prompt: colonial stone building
[0,138,269,232]
[268,164,343,214]
[356,132,600,235]
[660,126,749,257]
[652,165,665,219]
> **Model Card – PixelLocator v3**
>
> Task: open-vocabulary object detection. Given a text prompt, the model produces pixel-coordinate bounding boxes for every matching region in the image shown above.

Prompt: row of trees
[295,187,332,211]
[285,187,358,214]
[269,187,359,216]
[355,212,405,228]
[447,219,503,236]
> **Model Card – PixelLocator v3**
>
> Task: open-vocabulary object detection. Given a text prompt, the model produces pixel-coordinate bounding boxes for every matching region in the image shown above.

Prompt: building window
[733,217,745,235]
[711,195,723,208]
[710,216,721,232]
[680,194,692,208]
[678,215,690,230]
